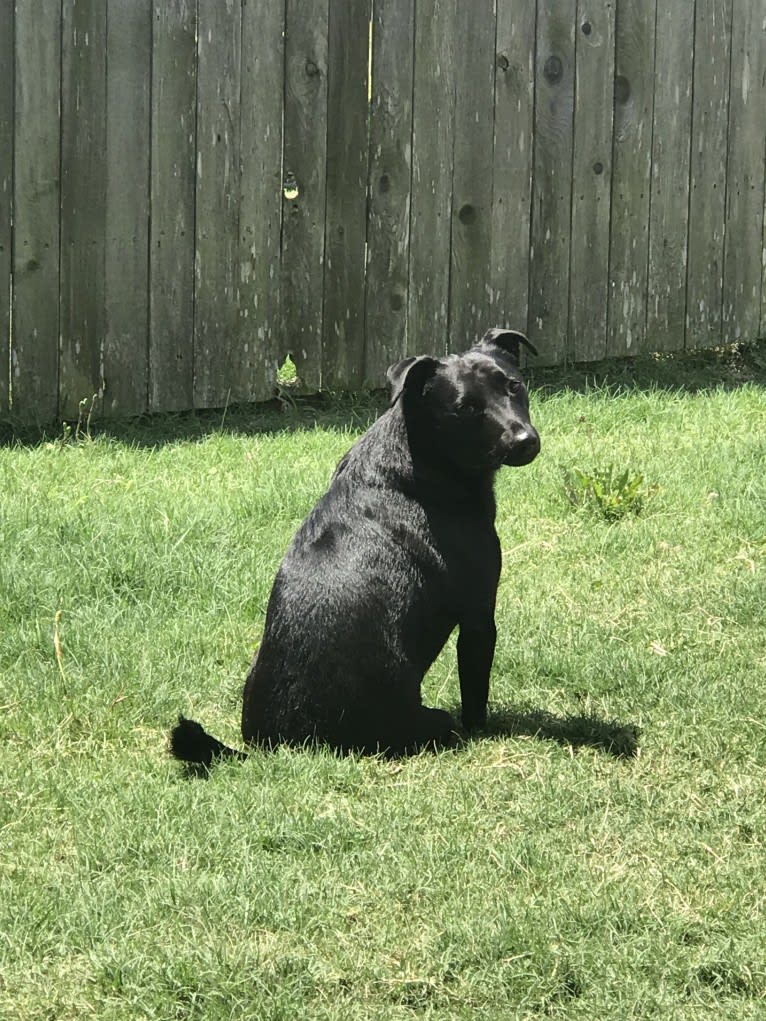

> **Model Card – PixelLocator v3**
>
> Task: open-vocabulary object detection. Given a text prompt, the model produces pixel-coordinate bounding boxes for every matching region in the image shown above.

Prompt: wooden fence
[1,1,765,421]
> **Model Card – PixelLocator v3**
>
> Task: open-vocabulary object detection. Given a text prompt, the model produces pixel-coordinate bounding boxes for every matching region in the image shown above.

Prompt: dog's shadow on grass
[172,707,641,776]
[477,704,640,759]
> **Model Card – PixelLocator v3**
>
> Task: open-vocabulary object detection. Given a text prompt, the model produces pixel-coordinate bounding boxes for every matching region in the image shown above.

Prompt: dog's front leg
[457,619,496,731]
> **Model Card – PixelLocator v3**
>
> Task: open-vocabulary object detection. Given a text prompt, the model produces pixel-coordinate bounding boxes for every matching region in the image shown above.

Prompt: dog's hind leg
[396,706,456,754]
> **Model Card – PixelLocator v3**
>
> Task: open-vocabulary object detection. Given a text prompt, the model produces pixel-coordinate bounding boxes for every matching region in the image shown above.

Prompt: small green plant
[562,415,656,521]
[274,355,300,412]
[50,393,99,447]
[276,355,298,387]
[75,393,98,442]
[563,463,650,521]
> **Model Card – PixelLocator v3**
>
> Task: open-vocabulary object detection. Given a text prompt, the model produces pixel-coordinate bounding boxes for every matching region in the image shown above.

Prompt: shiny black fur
[169,328,540,763]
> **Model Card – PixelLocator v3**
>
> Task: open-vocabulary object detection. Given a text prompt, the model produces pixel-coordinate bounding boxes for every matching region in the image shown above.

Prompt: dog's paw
[461,711,488,733]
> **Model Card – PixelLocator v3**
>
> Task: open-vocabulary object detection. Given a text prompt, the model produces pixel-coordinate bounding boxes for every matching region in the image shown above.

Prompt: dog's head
[387,328,540,473]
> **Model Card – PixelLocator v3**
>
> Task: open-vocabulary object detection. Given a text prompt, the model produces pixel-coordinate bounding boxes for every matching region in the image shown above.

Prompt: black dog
[170,327,540,764]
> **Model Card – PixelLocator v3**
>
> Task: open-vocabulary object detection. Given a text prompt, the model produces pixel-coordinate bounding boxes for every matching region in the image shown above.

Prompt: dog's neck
[385,401,499,518]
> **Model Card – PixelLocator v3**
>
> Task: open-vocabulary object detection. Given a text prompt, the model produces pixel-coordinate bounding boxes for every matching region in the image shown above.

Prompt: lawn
[1,348,765,1019]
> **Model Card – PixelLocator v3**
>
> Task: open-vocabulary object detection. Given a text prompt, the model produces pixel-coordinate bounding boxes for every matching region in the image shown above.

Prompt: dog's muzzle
[501,427,540,467]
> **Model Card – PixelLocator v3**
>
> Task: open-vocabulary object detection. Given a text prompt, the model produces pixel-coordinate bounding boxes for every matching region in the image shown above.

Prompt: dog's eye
[506,380,522,396]
[457,400,483,417]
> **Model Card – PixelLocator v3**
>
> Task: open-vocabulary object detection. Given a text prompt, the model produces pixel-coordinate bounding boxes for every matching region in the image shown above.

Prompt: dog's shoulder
[329,405,412,488]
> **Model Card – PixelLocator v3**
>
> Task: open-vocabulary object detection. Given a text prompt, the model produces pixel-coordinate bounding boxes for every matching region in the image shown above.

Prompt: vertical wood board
[104,0,151,416]
[282,0,330,391]
[59,0,107,419]
[194,0,243,408]
[0,1,13,414]
[149,0,197,413]
[528,0,576,365]
[569,0,615,362]
[448,0,497,351]
[686,0,732,350]
[12,0,61,422]
[364,0,416,383]
[646,2,694,352]
[322,0,372,390]
[491,0,536,340]
[607,0,656,357]
[239,0,286,403]
[722,1,766,344]
[408,0,457,358]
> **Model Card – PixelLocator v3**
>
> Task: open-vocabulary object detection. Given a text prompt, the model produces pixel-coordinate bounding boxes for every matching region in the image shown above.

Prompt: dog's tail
[169,716,247,768]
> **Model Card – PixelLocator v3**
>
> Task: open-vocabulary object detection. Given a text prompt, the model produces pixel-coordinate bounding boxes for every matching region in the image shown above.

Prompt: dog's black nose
[504,428,540,466]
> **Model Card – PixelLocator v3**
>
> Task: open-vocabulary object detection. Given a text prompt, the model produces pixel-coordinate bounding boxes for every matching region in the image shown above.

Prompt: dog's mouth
[503,447,539,467]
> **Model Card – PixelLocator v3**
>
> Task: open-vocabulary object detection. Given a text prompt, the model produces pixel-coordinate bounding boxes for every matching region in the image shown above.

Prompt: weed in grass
[561,415,656,521]
[563,462,652,521]
[51,393,100,448]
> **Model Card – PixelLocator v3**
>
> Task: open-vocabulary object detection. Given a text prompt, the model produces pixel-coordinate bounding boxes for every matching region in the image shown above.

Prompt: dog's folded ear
[387,355,440,405]
[479,327,538,361]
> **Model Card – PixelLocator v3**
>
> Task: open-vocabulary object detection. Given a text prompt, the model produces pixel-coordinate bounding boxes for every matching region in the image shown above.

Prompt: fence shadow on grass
[526,339,766,399]
[1,340,765,450]
[482,704,640,759]
[0,390,387,450]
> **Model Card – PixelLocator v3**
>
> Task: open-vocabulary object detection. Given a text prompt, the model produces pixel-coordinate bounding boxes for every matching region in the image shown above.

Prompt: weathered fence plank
[529,0,576,365]
[104,0,151,417]
[3,0,766,422]
[408,0,457,358]
[322,0,372,390]
[569,1,615,363]
[491,0,536,340]
[11,0,61,423]
[646,2,694,352]
[0,2,11,415]
[282,0,330,391]
[194,0,243,409]
[722,1,766,345]
[607,0,656,358]
[239,0,285,403]
[149,0,196,413]
[448,0,497,352]
[686,0,732,351]
[59,0,107,420]
[364,0,415,383]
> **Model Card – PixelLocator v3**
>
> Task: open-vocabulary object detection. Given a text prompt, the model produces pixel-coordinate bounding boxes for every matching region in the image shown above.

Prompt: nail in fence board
[569,1,615,363]
[448,0,497,352]
[646,2,694,352]
[686,0,732,351]
[492,0,536,339]
[194,0,244,409]
[13,1,62,423]
[408,0,457,358]
[722,2,766,345]
[59,0,107,420]
[240,0,285,402]
[364,0,415,384]
[149,0,196,413]
[529,0,576,365]
[607,0,656,358]
[0,2,11,415]
[104,0,151,417]
[282,0,330,392]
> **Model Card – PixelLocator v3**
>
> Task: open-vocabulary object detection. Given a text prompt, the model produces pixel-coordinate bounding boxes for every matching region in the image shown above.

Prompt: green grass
[1,348,765,1019]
